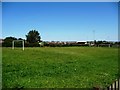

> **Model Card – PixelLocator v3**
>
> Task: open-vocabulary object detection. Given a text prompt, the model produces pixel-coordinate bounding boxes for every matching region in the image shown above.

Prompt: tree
[18,38,23,40]
[2,37,17,47]
[4,37,17,42]
[26,30,41,43]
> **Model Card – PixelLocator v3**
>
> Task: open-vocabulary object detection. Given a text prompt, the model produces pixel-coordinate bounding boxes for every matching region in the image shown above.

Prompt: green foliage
[2,37,17,47]
[18,38,23,40]
[26,30,41,43]
[2,37,25,47]
[25,42,40,47]
[2,47,118,88]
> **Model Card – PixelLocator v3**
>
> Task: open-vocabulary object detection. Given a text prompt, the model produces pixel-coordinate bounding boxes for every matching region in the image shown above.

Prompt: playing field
[2,47,118,88]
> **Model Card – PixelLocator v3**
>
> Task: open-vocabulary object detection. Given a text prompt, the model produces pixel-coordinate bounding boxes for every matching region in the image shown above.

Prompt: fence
[93,79,120,90]
[106,79,120,90]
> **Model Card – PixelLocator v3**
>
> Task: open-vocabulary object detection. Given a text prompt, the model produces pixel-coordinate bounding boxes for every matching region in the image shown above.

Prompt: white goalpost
[12,40,24,51]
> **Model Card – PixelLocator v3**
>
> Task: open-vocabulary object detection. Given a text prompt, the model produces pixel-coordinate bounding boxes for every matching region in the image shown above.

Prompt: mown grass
[2,47,118,88]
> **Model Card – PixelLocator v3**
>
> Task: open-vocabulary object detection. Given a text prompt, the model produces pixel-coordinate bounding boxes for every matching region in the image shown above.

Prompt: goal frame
[12,40,24,50]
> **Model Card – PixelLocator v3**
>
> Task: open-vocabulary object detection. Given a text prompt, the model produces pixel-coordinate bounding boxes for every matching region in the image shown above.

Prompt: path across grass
[2,47,118,88]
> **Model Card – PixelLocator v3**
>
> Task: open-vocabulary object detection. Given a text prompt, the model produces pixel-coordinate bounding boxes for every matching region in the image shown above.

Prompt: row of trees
[2,29,120,47]
[2,30,42,47]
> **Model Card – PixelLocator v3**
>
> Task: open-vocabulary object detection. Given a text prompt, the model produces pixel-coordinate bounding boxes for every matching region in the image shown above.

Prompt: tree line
[2,30,42,47]
[2,30,120,47]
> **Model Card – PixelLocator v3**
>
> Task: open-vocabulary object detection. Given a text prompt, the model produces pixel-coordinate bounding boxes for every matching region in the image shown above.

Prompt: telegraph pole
[93,30,95,45]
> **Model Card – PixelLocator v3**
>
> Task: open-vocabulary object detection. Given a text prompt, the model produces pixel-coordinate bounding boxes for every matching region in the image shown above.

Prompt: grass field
[2,47,118,88]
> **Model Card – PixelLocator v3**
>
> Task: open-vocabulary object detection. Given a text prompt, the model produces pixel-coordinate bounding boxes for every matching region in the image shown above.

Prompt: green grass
[2,47,118,88]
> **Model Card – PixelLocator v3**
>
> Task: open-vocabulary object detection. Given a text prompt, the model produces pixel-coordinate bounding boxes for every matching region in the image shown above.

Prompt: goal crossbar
[12,40,24,50]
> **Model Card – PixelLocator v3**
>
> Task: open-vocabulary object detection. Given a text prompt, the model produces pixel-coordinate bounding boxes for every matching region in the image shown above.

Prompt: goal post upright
[12,40,24,51]
[23,40,24,51]
[12,41,14,49]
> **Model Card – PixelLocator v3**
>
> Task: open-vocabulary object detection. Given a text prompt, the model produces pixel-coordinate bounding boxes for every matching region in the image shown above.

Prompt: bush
[25,42,40,47]
[2,42,12,47]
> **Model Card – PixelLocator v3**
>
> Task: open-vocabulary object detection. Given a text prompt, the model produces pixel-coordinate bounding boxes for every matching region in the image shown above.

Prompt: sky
[0,2,2,39]
[2,2,118,41]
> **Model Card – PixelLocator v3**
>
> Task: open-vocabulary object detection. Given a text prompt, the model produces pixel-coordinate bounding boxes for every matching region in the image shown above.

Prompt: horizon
[2,2,118,41]
[1,37,119,42]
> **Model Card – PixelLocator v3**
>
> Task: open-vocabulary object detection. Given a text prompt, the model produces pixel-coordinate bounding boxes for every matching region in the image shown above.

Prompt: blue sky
[2,2,118,41]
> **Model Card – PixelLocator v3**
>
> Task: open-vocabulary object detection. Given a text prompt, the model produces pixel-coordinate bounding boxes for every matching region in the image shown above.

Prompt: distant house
[86,41,95,46]
[0,39,3,44]
[0,39,3,46]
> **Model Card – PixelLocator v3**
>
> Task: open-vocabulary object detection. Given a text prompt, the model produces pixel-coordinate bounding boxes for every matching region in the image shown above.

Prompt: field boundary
[106,78,120,90]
